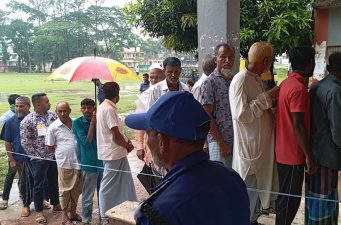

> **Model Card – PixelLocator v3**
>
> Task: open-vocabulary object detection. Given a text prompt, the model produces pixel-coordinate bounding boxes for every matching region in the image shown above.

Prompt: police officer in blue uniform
[125,91,250,225]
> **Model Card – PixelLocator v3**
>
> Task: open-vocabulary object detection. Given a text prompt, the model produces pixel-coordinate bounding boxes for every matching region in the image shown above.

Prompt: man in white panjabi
[135,63,165,164]
[229,41,279,225]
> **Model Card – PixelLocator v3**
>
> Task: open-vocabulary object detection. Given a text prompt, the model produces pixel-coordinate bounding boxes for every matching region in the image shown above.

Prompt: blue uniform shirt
[72,116,103,172]
[140,82,150,93]
[135,151,250,225]
[97,82,105,103]
[0,115,28,163]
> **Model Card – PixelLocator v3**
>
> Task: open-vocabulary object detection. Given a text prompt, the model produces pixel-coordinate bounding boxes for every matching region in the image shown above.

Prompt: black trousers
[275,163,304,225]
[1,162,17,201]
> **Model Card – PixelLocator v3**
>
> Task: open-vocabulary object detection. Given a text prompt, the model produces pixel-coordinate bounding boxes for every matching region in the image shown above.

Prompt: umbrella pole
[94,82,97,106]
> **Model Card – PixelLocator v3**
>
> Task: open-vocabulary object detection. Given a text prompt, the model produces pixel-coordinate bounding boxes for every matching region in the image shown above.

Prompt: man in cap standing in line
[135,63,165,169]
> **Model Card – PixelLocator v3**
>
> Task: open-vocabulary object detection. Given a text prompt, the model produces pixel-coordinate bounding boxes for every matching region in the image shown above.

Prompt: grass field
[0,72,141,189]
[0,66,289,189]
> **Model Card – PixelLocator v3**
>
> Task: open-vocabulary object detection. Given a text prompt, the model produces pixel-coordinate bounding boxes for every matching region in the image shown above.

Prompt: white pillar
[197,0,240,75]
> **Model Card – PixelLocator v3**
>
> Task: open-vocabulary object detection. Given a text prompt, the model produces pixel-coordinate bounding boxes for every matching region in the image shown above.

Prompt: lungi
[305,166,338,225]
[58,168,82,212]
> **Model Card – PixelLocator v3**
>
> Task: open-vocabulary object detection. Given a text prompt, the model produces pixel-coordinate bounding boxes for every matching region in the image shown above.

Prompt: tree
[86,5,139,59]
[124,0,197,53]
[3,0,139,72]
[125,0,313,56]
[0,10,9,65]
[5,19,34,72]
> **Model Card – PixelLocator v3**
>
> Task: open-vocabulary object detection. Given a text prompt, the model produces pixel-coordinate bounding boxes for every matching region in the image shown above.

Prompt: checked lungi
[305,165,339,225]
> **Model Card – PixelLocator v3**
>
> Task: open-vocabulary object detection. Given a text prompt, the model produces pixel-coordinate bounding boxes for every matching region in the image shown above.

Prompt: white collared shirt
[147,79,189,109]
[96,99,128,161]
[46,118,80,169]
[191,73,208,103]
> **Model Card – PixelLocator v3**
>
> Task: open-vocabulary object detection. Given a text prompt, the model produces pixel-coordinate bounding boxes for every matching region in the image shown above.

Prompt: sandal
[70,214,82,222]
[53,204,62,212]
[21,206,30,217]
[0,201,8,210]
[36,212,47,224]
[61,219,74,225]
[43,200,51,209]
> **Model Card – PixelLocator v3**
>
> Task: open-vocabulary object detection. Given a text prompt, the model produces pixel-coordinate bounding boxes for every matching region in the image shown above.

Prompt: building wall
[328,7,341,46]
[314,8,329,44]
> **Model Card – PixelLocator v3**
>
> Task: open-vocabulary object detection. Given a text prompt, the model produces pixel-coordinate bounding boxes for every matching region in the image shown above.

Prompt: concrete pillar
[197,0,240,75]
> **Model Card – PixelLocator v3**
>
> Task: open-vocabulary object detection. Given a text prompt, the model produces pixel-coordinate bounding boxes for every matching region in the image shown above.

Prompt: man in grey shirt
[305,52,341,225]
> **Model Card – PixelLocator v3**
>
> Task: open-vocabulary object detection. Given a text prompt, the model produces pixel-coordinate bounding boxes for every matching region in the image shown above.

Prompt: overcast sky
[0,0,134,12]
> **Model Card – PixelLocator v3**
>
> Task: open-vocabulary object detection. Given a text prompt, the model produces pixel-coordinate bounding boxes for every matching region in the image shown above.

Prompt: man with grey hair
[191,53,216,102]
[0,96,33,216]
[135,63,165,165]
[46,102,82,224]
[202,43,235,167]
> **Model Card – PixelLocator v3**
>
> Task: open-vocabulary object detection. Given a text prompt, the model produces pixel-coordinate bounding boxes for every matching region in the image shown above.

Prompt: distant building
[313,0,341,79]
[121,47,145,70]
[0,44,18,72]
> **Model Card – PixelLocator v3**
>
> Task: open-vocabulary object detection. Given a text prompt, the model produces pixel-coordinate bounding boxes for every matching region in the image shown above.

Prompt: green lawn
[274,63,289,84]
[0,72,141,188]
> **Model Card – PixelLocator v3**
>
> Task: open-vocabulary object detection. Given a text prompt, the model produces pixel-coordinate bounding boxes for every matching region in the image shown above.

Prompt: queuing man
[46,102,82,224]
[140,73,150,93]
[191,53,216,103]
[20,93,61,224]
[96,82,137,225]
[73,98,103,224]
[0,94,20,125]
[91,79,105,104]
[135,63,165,168]
[0,94,20,210]
[305,52,341,225]
[147,57,189,108]
[229,41,279,225]
[275,46,317,225]
[125,91,250,225]
[0,96,32,217]
[202,43,235,166]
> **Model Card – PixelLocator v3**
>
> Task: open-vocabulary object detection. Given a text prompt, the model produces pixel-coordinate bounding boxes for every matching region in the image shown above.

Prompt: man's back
[276,72,310,165]
[310,74,341,170]
[135,151,250,225]
[96,100,127,161]
[0,116,27,163]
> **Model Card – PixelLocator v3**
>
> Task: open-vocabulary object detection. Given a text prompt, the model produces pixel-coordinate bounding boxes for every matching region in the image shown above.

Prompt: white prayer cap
[149,63,163,71]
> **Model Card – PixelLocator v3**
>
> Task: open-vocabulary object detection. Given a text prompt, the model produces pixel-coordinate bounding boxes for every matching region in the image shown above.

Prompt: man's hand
[91,110,97,124]
[218,141,232,157]
[136,149,145,161]
[9,159,18,171]
[127,140,134,153]
[267,86,280,99]
[305,157,318,174]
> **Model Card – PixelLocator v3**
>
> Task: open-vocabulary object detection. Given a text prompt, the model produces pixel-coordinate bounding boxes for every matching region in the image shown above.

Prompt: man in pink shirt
[275,46,317,225]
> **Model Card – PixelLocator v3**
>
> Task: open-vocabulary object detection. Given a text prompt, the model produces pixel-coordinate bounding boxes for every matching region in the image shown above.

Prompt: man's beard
[16,112,26,118]
[221,68,233,79]
[152,154,164,169]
